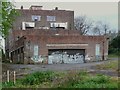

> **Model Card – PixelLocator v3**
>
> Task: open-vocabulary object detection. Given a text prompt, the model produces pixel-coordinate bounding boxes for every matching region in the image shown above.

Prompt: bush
[108,48,120,55]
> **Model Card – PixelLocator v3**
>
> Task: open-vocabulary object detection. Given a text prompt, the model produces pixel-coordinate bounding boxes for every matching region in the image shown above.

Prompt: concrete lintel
[46,44,88,47]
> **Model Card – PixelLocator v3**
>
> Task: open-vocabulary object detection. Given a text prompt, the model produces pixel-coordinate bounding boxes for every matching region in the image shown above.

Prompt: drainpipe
[102,41,104,60]
[28,41,30,64]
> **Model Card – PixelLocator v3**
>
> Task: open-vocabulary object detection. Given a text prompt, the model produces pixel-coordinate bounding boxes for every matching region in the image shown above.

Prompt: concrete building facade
[5,6,109,64]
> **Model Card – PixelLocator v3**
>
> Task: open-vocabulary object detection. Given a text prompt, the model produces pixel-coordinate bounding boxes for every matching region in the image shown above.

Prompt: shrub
[89,74,110,84]
[2,81,15,88]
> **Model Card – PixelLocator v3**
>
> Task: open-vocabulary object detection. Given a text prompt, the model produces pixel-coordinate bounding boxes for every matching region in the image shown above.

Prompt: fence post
[13,71,16,84]
[7,70,9,82]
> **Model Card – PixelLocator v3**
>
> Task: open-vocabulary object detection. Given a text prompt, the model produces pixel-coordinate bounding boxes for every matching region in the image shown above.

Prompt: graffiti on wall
[31,55,44,62]
[85,54,91,61]
[48,51,84,64]
[31,45,47,63]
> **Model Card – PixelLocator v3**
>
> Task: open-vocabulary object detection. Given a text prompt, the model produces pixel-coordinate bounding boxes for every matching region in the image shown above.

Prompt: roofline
[15,9,74,12]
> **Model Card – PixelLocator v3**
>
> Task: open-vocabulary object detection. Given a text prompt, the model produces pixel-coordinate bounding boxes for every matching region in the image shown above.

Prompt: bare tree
[103,24,109,35]
[94,21,110,35]
[93,26,101,35]
[74,16,93,35]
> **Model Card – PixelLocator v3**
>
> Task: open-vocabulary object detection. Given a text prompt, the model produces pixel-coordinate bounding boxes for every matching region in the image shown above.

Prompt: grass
[2,70,118,88]
[95,60,118,70]
[0,82,2,90]
[108,54,119,58]
[71,75,114,88]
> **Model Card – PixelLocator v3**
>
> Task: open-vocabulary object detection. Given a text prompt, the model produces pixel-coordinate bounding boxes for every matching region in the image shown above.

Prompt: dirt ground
[1,57,118,82]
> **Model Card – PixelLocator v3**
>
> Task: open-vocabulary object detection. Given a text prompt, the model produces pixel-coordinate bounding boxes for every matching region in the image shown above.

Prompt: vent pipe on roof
[55,7,58,10]
[21,6,23,9]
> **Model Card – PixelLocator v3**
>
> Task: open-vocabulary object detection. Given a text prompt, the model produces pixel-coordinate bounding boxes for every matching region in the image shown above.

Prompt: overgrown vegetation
[109,34,120,56]
[0,82,2,90]
[2,70,118,88]
[95,60,118,70]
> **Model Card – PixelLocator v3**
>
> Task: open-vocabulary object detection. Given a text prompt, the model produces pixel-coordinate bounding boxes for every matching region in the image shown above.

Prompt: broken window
[22,22,35,30]
[32,15,41,21]
[47,16,56,21]
[50,22,68,29]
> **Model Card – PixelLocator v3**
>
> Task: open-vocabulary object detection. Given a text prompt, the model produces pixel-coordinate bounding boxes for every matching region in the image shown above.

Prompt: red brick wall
[13,9,74,30]
[23,33,108,62]
[8,29,108,64]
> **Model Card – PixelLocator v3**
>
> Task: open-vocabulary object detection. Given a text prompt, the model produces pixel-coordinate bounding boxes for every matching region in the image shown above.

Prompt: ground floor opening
[48,49,85,64]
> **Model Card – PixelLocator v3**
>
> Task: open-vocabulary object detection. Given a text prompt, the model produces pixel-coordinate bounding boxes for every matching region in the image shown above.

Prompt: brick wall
[5,7,109,64]
[8,29,108,64]
[23,34,108,63]
[13,9,74,30]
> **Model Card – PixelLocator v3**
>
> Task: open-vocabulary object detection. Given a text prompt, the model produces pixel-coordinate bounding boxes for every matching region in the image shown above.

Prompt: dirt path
[2,60,112,72]
[2,58,118,81]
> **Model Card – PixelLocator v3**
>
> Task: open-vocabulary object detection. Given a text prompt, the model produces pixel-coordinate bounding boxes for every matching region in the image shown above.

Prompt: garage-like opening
[48,49,85,64]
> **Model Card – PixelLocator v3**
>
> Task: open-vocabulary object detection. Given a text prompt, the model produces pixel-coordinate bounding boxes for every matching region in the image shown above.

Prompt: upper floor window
[22,22,35,30]
[47,16,56,21]
[32,15,41,21]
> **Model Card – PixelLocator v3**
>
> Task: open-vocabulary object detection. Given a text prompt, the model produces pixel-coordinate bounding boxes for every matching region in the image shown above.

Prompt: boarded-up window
[34,45,38,56]
[32,45,39,61]
[47,16,56,21]
[50,22,68,29]
[95,44,100,55]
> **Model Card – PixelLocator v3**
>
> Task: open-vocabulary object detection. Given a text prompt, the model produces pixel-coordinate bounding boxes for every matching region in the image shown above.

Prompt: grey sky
[13,2,118,32]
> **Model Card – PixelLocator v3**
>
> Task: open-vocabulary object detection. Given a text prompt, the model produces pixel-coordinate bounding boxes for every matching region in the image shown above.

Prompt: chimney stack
[21,6,23,9]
